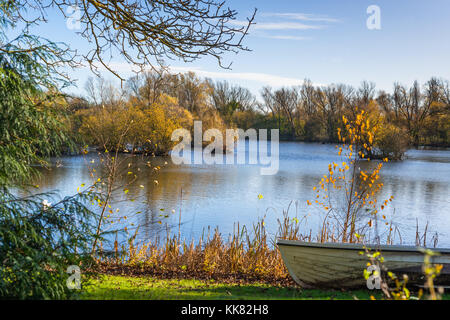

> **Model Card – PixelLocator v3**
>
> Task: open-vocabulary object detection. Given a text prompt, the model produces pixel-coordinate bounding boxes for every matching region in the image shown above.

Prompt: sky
[13,0,450,98]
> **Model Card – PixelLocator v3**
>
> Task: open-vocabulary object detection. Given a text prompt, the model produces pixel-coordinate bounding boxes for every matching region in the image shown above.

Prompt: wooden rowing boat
[277,240,450,288]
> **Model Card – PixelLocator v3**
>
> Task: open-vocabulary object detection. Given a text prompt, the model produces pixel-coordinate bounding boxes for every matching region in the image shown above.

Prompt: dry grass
[96,210,316,286]
[95,208,438,289]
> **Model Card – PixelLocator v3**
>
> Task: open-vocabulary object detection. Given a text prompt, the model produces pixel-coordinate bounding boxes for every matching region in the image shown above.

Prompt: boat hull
[277,240,450,289]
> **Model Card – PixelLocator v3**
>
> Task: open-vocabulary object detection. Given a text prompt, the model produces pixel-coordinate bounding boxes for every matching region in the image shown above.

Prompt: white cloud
[94,63,319,88]
[262,13,340,23]
[169,66,309,87]
[263,35,310,41]
[231,20,323,30]
[233,12,339,42]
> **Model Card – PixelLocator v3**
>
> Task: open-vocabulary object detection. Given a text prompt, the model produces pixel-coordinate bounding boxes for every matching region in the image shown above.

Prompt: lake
[34,142,450,247]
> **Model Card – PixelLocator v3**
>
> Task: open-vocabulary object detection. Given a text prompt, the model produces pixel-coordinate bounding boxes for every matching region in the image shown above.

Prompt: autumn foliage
[78,94,193,155]
[309,109,394,243]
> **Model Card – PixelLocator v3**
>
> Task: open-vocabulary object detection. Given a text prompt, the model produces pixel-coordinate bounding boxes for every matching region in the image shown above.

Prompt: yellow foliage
[78,93,193,155]
[308,108,394,243]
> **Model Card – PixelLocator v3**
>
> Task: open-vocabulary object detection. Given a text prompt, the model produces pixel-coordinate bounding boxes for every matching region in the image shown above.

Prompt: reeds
[97,210,313,286]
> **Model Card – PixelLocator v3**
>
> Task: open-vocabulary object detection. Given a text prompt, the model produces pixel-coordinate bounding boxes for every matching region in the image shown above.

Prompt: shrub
[375,123,409,160]
[0,188,98,299]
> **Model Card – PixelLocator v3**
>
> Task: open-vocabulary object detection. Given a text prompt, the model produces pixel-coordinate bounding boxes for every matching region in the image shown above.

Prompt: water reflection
[33,143,450,247]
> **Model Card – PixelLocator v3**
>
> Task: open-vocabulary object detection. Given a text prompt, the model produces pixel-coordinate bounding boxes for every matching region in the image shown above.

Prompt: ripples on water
[34,143,450,247]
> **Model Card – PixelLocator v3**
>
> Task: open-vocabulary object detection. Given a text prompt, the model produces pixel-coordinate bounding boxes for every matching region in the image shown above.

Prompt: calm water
[33,142,450,247]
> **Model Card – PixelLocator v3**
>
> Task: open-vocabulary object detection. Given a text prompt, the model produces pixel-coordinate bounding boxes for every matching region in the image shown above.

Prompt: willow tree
[0,0,77,183]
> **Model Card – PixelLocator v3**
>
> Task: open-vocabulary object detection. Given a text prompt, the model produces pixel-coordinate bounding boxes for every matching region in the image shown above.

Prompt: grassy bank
[81,274,381,300]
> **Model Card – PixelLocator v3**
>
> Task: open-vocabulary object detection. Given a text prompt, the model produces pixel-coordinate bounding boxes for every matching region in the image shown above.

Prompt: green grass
[81,275,381,300]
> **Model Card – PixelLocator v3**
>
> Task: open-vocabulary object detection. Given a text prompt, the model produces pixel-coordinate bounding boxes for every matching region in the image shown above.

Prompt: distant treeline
[66,71,450,157]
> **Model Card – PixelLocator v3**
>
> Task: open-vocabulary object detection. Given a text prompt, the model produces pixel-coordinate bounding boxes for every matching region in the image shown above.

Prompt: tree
[314,84,351,142]
[393,81,433,146]
[298,80,321,141]
[127,70,171,105]
[309,109,394,243]
[1,0,254,298]
[167,71,212,115]
[273,87,300,138]
[0,5,74,183]
[260,87,282,131]
[210,80,256,124]
[84,76,126,109]
[356,81,376,108]
[78,91,193,155]
[0,2,100,299]
[6,0,256,80]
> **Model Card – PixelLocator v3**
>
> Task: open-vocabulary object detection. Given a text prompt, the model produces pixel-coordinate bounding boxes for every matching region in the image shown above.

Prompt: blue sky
[16,0,450,97]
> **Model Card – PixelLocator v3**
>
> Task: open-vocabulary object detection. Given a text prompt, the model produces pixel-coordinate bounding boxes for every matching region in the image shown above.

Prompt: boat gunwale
[276,239,450,254]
